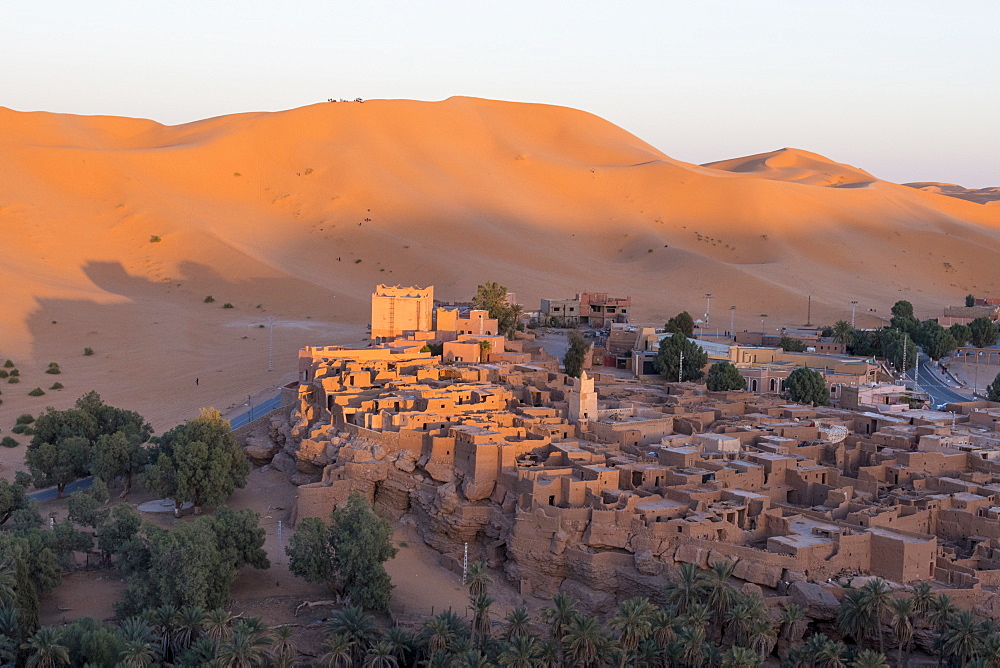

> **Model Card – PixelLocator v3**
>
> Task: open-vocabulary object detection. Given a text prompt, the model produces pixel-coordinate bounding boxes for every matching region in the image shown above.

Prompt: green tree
[0,478,34,526]
[608,597,656,667]
[561,614,604,667]
[706,362,746,391]
[918,320,958,361]
[966,294,976,307]
[785,367,830,406]
[145,409,249,514]
[665,312,695,337]
[563,331,590,378]
[987,373,1000,402]
[66,478,110,530]
[882,329,917,371]
[950,323,972,346]
[969,317,999,348]
[287,492,398,610]
[778,336,806,352]
[860,578,892,657]
[471,282,519,338]
[22,625,70,668]
[24,436,92,498]
[92,431,148,497]
[890,300,919,335]
[655,333,708,382]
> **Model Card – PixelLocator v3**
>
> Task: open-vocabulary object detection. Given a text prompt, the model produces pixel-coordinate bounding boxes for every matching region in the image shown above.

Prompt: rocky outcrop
[788,581,841,621]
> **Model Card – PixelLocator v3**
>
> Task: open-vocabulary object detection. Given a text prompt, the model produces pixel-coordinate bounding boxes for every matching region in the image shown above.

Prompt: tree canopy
[778,336,806,353]
[471,282,521,338]
[654,333,708,382]
[988,373,1000,403]
[785,367,830,406]
[563,331,589,378]
[664,312,695,338]
[144,408,249,513]
[287,492,398,610]
[706,362,746,392]
[969,317,999,348]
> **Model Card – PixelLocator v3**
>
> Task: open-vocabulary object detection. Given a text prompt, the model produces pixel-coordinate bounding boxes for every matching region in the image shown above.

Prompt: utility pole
[851,301,859,328]
[678,350,684,383]
[901,333,908,381]
[705,294,713,327]
[277,519,283,564]
[730,306,736,339]
[807,295,812,327]
[267,317,274,372]
[463,542,469,584]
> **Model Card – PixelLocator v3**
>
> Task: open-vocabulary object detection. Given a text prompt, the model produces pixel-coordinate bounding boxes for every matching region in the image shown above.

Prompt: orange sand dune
[1,97,998,435]
[904,182,1000,205]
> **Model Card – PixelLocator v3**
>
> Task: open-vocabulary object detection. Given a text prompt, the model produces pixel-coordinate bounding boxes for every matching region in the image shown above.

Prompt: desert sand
[1,96,999,444]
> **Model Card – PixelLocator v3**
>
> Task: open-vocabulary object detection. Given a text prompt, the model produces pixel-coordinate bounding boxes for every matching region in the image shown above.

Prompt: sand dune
[904,182,1000,205]
[1,96,998,434]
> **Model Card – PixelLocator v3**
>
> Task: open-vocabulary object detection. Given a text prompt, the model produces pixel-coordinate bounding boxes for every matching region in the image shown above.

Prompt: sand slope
[904,182,1000,205]
[1,97,998,432]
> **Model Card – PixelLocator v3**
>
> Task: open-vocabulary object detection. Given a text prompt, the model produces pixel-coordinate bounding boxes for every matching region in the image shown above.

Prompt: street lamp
[705,294,713,327]
[851,301,859,328]
[730,306,736,339]
[759,314,768,339]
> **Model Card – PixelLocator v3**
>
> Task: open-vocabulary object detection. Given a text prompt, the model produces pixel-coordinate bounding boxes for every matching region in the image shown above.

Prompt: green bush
[0,437,17,448]
[9,369,19,377]
[50,382,64,390]
[45,363,61,374]
[0,370,7,379]
[222,303,234,309]
[2,360,13,368]
[354,259,362,264]
[27,388,45,397]
[149,235,162,243]
[204,295,215,303]
[83,347,94,356]
[12,424,28,434]
[7,377,19,384]
[15,414,34,425]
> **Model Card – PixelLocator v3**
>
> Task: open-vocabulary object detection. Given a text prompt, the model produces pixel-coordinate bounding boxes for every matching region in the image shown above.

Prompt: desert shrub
[15,414,34,425]
[0,437,17,448]
[28,388,45,397]
[11,424,28,434]
[3,360,13,368]
[83,347,94,356]
[9,369,19,377]
[354,259,362,264]
[234,172,242,177]
[0,370,7,379]
[45,363,61,374]
[149,235,162,243]
[204,295,215,303]
[50,382,64,390]
[222,303,234,309]
[8,377,19,384]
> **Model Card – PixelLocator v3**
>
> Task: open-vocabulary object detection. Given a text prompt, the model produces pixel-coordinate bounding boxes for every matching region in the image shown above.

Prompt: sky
[2,1,998,187]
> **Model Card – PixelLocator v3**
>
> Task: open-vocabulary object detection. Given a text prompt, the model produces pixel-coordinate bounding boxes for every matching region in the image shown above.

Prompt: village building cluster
[277,285,1000,612]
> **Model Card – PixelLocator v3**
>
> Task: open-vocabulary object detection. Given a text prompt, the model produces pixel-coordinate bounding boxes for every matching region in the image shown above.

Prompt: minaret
[568,371,598,423]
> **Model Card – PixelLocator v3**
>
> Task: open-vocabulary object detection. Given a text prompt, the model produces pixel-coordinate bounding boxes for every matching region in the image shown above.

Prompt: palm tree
[117,617,158,668]
[269,625,297,668]
[849,649,889,668]
[662,562,705,615]
[541,591,577,665]
[608,596,656,667]
[832,321,855,347]
[649,607,677,665]
[562,614,604,667]
[722,645,762,668]
[330,606,378,662]
[203,608,237,643]
[503,606,532,640]
[147,603,180,662]
[0,564,17,604]
[979,632,1000,668]
[382,626,414,665]
[363,640,400,668]
[498,634,542,667]
[422,616,456,658]
[187,636,220,665]
[780,603,808,643]
[860,579,892,656]
[837,588,870,648]
[537,639,561,668]
[910,582,935,621]
[747,617,777,663]
[801,634,832,668]
[22,626,70,668]
[888,597,914,666]
[702,559,739,641]
[927,593,958,666]
[0,606,18,667]
[677,624,708,668]
[941,609,987,665]
[465,561,493,599]
[320,633,356,668]
[470,592,493,646]
[685,602,712,632]
[174,605,206,656]
[216,627,271,668]
[454,649,491,668]
[478,340,492,363]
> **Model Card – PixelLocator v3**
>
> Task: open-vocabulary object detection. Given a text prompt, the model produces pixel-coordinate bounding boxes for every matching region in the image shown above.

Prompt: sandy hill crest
[0,97,998,426]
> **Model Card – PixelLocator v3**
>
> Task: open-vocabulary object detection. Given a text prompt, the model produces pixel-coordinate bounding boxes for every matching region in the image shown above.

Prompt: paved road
[29,476,94,501]
[911,354,972,408]
[228,393,281,429]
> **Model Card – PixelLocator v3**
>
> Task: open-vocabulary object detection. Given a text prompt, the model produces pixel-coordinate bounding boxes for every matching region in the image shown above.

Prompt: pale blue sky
[3,1,997,187]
